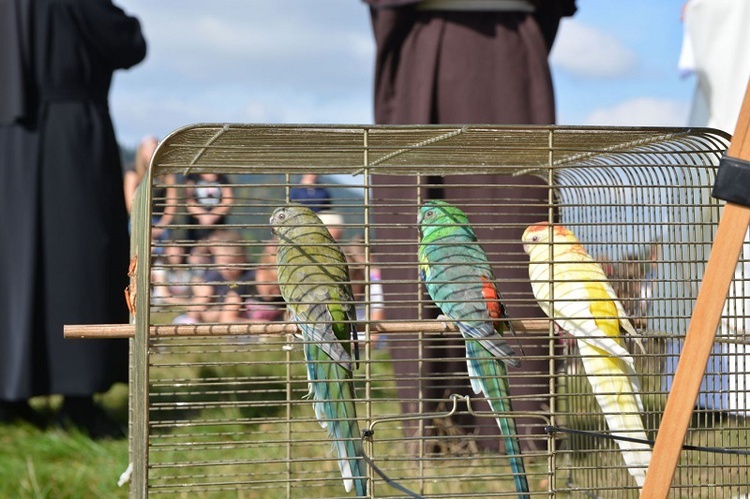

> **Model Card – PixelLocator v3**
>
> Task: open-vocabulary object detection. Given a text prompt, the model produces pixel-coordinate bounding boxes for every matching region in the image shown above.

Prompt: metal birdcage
[69,124,750,497]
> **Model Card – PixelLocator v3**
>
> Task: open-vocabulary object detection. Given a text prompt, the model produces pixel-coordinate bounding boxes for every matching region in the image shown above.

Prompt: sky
[110,0,695,149]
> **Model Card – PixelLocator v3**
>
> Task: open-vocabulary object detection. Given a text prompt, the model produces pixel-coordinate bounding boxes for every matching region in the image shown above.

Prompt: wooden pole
[641,82,750,497]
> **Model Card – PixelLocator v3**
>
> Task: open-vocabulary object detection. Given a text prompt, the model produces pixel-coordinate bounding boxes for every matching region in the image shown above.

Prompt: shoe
[56,396,125,440]
[0,400,48,428]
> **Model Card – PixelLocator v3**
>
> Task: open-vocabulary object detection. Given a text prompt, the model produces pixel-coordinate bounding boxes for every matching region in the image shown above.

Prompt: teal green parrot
[270,205,366,496]
[418,200,529,499]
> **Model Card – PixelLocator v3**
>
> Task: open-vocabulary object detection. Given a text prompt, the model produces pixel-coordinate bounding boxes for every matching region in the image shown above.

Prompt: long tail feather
[306,343,367,496]
[466,340,530,499]
[579,340,652,488]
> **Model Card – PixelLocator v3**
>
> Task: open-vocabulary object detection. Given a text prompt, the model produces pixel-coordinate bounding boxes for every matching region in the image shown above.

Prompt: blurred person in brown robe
[364,0,576,453]
[0,0,146,437]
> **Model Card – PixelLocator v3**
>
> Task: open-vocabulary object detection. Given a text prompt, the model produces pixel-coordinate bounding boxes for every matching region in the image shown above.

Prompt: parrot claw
[436,314,451,330]
[553,322,565,335]
[282,333,297,351]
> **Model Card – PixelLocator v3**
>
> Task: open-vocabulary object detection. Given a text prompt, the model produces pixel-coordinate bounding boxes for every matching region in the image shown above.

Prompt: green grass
[4,334,750,498]
[0,389,129,498]
[139,338,552,497]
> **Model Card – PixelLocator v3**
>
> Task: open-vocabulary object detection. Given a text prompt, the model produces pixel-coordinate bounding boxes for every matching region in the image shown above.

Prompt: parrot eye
[531,235,539,242]
[425,210,434,218]
[277,212,286,221]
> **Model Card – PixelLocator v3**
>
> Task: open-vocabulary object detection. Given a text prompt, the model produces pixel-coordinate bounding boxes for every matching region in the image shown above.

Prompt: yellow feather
[584,280,624,344]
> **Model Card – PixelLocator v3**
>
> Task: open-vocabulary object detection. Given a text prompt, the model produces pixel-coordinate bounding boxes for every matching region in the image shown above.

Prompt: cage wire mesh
[123,124,750,498]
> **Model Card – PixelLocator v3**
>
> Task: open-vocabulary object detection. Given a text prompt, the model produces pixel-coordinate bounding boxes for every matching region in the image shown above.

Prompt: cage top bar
[149,124,730,176]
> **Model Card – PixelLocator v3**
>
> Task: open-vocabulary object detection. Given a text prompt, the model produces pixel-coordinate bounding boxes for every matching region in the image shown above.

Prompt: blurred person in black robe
[0,0,146,437]
[364,0,576,453]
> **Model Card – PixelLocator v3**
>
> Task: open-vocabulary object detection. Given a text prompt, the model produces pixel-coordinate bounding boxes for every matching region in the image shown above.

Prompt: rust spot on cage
[125,253,138,316]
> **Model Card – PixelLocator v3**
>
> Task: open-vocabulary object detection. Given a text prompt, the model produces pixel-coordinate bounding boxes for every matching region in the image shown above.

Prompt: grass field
[0,386,129,498]
[4,335,750,498]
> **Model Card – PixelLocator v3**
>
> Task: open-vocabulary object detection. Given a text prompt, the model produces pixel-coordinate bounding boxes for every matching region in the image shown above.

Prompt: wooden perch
[64,319,551,339]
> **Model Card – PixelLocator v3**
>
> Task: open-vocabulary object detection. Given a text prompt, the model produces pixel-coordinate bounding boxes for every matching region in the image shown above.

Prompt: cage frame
[70,123,743,497]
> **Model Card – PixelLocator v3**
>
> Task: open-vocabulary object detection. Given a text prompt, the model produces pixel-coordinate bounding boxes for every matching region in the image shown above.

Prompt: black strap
[361,429,425,498]
[546,425,750,456]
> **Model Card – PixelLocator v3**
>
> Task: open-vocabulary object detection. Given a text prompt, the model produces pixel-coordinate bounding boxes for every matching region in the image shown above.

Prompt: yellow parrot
[522,222,651,489]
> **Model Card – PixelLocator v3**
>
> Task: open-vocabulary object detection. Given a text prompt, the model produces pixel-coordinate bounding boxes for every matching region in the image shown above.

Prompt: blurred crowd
[126,144,385,340]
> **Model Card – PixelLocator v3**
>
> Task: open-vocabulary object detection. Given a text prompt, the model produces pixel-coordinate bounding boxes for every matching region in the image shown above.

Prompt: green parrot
[418,200,529,499]
[270,204,366,496]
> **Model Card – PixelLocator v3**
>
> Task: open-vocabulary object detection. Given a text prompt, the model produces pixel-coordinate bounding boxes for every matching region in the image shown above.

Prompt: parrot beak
[522,243,529,254]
